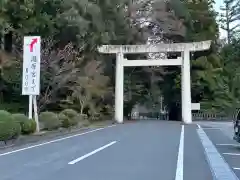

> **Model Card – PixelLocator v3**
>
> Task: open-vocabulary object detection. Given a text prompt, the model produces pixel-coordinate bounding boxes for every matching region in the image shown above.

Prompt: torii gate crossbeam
[98,40,211,124]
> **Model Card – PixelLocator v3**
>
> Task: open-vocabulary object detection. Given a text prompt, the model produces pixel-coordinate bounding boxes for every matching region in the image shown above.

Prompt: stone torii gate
[98,41,211,124]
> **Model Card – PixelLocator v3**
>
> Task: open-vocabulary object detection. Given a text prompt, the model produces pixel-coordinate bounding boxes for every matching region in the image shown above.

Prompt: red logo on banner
[29,38,38,52]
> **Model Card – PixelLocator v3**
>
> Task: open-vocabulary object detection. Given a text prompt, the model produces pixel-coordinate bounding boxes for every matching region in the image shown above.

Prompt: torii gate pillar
[115,52,124,123]
[98,41,211,124]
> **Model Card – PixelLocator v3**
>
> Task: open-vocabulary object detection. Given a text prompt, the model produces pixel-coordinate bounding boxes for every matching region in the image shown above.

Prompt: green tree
[220,0,240,43]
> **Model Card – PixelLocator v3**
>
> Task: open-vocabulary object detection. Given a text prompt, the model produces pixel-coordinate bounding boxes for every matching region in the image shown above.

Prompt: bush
[75,114,89,127]
[12,113,36,134]
[58,113,71,128]
[0,120,21,142]
[0,110,22,142]
[12,113,28,124]
[61,109,78,119]
[39,112,61,130]
[59,109,79,128]
[79,114,88,120]
[89,113,101,121]
[59,112,78,128]
[0,110,13,122]
[21,120,36,134]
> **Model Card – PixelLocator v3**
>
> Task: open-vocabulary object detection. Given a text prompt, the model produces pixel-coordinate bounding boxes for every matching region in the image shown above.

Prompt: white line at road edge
[196,124,220,130]
[0,125,116,157]
[175,125,184,180]
[197,124,239,180]
[223,153,240,156]
[68,141,117,165]
[217,144,240,147]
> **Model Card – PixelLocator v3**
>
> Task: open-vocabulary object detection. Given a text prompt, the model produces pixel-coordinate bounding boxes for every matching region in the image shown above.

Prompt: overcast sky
[214,0,226,38]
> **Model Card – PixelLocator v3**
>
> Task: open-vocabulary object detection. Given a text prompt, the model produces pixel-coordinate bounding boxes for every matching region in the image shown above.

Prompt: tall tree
[220,0,240,43]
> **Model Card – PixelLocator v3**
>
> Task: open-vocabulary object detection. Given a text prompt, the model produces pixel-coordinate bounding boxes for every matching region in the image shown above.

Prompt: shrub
[59,109,79,128]
[12,121,21,138]
[12,113,36,134]
[89,113,101,122]
[0,110,21,142]
[61,109,78,119]
[58,113,71,128]
[0,120,21,143]
[39,112,61,130]
[0,110,13,122]
[59,112,78,128]
[79,114,88,120]
[70,115,80,126]
[21,120,36,134]
[12,113,28,124]
[76,114,89,127]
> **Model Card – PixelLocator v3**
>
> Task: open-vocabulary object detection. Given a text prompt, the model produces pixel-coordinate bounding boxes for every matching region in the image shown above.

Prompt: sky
[213,0,226,38]
[214,0,223,11]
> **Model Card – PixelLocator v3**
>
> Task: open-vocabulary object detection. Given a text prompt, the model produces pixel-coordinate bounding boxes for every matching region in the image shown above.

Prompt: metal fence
[192,108,240,121]
[192,113,232,121]
[131,112,169,120]
[130,109,240,121]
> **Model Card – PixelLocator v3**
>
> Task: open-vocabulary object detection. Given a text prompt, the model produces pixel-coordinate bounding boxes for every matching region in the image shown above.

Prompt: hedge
[21,120,36,134]
[0,111,21,142]
[61,109,78,119]
[0,110,13,122]
[39,112,61,130]
[12,113,36,134]
[59,109,79,128]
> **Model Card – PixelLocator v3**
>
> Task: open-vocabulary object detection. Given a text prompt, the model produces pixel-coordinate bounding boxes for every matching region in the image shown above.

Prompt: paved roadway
[0,120,240,180]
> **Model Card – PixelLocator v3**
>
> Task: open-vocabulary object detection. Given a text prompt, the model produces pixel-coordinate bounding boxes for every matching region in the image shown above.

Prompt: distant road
[0,120,239,180]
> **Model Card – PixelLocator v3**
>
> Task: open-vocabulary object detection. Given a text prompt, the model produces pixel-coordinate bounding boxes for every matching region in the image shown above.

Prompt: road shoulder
[184,124,213,180]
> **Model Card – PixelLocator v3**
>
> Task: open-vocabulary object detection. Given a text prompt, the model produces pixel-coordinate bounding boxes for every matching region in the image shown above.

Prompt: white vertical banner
[22,36,41,132]
[22,36,41,95]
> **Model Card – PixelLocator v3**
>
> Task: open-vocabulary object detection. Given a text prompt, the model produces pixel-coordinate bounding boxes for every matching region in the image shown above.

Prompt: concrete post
[182,50,192,124]
[115,52,124,123]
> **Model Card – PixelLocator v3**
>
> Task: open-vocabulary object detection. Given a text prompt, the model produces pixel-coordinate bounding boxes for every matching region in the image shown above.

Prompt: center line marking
[175,125,184,180]
[68,141,117,165]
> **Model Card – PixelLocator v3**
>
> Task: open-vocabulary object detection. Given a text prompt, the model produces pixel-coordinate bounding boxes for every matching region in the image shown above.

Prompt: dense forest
[0,0,239,123]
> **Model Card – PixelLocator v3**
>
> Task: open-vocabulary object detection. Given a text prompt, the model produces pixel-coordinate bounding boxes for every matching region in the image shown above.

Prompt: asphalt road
[0,120,240,180]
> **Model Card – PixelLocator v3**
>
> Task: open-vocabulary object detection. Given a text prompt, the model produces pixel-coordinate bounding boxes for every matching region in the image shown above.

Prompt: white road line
[197,125,239,180]
[175,125,184,180]
[201,128,221,130]
[233,168,240,170]
[217,144,240,147]
[0,125,116,157]
[68,141,117,165]
[223,153,240,156]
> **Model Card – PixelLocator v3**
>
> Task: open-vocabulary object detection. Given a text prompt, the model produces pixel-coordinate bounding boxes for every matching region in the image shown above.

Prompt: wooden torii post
[98,41,211,124]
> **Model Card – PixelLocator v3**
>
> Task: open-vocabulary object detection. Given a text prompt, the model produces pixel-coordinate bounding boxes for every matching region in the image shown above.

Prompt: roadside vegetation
[0,109,91,144]
[0,0,239,143]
